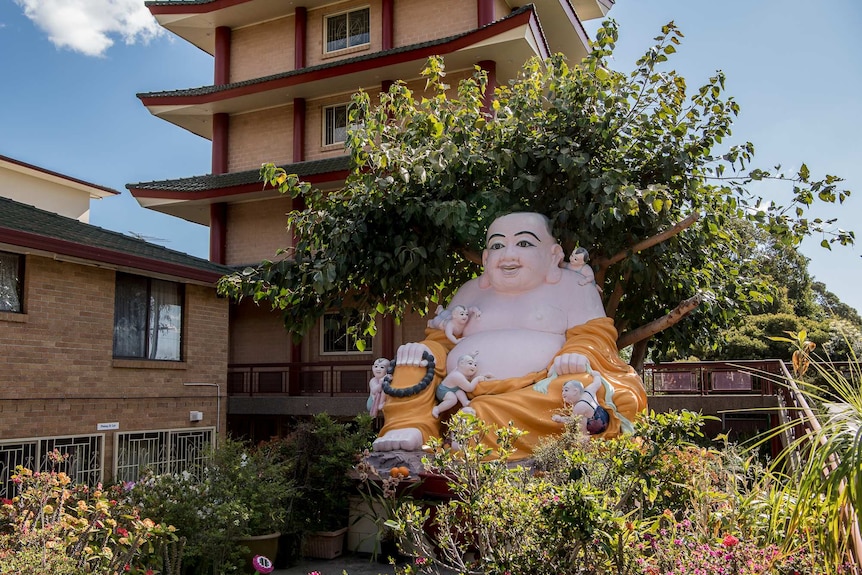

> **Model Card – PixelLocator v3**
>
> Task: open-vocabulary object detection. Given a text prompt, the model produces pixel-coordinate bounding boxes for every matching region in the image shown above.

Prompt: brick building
[0,155,231,495]
[129,0,610,441]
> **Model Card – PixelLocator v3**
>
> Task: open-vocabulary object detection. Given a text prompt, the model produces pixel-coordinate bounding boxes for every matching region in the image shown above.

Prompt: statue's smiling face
[482,213,561,293]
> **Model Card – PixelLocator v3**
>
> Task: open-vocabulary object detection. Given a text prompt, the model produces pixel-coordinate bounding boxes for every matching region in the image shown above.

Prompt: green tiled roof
[137,5,534,100]
[0,196,232,278]
[127,156,350,193]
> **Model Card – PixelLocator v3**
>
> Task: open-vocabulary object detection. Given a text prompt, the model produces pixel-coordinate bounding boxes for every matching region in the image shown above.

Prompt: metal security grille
[325,7,369,53]
[114,427,213,483]
[0,434,103,498]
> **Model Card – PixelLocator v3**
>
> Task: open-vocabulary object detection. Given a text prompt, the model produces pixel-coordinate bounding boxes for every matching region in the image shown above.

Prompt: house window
[324,103,349,145]
[114,428,213,483]
[0,434,103,499]
[0,251,23,313]
[113,272,184,361]
[321,312,372,354]
[325,7,370,53]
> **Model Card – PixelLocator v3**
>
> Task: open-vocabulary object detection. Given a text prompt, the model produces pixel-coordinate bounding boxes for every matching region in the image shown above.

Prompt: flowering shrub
[0,451,176,575]
[633,517,831,575]
[389,411,843,575]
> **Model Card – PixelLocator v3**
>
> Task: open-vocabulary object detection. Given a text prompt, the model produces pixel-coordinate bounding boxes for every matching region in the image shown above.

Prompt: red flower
[117,527,129,537]
[722,534,739,547]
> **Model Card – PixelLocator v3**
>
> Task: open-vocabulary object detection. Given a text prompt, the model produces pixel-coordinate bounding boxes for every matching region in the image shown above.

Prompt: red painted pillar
[295,7,307,69]
[212,113,229,174]
[381,316,395,359]
[214,26,231,85]
[477,0,494,27]
[382,0,394,50]
[478,60,497,114]
[293,98,305,163]
[209,202,227,264]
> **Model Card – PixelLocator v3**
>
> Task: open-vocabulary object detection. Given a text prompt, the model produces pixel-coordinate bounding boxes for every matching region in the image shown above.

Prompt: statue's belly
[449,330,565,380]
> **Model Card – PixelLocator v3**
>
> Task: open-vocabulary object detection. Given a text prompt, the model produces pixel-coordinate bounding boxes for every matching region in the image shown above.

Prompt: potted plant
[274,413,374,560]
[132,437,295,575]
[353,457,418,563]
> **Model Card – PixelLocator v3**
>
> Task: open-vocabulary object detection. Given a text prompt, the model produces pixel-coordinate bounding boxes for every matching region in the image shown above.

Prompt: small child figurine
[366,357,391,417]
[565,247,602,293]
[551,373,611,435]
[432,352,492,419]
[427,304,481,344]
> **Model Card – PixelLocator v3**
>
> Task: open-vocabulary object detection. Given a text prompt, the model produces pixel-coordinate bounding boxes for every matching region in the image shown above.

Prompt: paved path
[272,553,406,575]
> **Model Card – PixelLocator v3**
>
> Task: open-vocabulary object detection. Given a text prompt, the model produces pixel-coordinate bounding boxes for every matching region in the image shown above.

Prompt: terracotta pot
[303,527,348,559]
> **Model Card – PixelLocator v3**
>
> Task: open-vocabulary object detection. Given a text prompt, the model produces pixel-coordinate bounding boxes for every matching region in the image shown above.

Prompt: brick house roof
[0,196,232,284]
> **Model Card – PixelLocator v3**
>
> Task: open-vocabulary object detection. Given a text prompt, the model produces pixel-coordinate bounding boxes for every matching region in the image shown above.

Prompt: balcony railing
[229,359,789,398]
[642,359,786,395]
[228,360,373,397]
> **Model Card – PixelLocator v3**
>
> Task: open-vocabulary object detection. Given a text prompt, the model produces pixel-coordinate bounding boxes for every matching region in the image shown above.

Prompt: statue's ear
[546,244,564,284]
[478,249,491,289]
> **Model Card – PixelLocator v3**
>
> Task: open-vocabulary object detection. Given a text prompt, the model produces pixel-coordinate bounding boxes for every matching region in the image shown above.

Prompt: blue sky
[1,0,860,315]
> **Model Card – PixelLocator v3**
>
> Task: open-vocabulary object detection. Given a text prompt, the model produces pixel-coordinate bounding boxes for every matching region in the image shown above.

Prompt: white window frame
[320,312,373,356]
[114,427,215,483]
[323,103,350,146]
[324,6,371,54]
[0,434,104,498]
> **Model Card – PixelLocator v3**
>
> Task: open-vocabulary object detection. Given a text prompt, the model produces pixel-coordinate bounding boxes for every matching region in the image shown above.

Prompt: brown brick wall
[393,0,476,47]
[228,106,293,173]
[229,300,293,364]
[225,196,295,265]
[0,255,228,481]
[231,15,295,83]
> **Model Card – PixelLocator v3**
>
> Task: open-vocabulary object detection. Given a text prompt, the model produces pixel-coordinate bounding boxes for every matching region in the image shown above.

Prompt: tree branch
[604,270,630,319]
[460,247,482,266]
[616,292,704,349]
[594,212,701,278]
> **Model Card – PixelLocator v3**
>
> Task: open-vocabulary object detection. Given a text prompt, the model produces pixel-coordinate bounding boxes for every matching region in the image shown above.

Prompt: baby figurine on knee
[432,352,491,419]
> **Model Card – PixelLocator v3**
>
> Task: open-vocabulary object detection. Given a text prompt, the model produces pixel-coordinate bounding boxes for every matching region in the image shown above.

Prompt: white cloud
[14,0,163,57]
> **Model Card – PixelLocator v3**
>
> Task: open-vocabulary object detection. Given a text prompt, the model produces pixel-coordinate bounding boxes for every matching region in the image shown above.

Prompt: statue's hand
[395,342,432,367]
[552,353,589,376]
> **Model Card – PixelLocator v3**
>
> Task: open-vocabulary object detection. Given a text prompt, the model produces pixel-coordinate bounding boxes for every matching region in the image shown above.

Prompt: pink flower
[415,557,427,565]
[722,534,739,547]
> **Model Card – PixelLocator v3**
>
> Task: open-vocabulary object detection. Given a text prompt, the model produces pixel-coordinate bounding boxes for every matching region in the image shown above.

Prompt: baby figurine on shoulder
[551,372,611,435]
[432,351,492,419]
[564,247,602,294]
[427,304,481,344]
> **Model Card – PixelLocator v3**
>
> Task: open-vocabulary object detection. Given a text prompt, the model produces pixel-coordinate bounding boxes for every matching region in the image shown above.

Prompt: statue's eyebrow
[515,230,542,242]
[486,230,542,243]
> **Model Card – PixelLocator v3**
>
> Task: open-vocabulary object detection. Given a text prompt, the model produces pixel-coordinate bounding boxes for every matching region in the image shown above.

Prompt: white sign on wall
[97,422,120,431]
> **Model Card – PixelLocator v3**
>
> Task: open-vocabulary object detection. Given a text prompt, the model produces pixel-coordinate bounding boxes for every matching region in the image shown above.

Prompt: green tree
[218,21,853,369]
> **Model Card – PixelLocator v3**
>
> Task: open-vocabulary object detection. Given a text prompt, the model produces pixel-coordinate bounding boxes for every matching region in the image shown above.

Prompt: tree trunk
[629,338,650,373]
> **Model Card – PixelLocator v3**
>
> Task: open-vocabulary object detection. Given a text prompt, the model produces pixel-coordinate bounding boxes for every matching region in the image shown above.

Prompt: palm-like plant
[762,330,862,571]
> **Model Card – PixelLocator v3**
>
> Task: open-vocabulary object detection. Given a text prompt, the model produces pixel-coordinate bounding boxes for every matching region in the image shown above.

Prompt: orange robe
[379,317,648,459]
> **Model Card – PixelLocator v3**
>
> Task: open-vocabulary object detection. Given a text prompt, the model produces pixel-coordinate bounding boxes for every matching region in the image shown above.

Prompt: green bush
[131,437,294,575]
